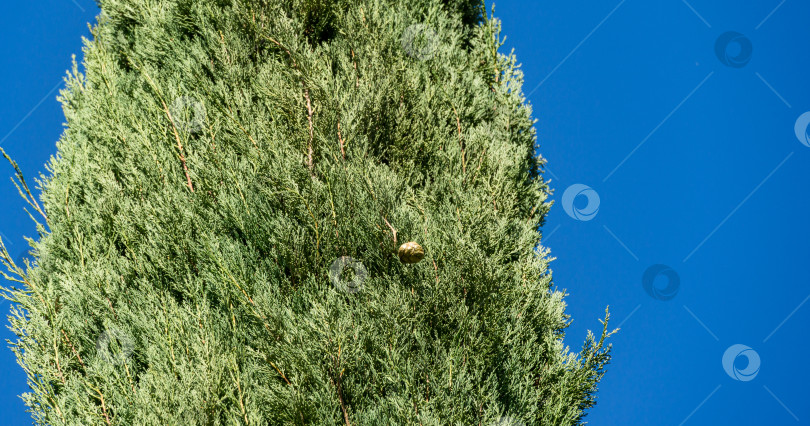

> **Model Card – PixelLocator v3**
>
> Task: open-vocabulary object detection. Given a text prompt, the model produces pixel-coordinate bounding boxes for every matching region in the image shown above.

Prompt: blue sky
[1,1,808,425]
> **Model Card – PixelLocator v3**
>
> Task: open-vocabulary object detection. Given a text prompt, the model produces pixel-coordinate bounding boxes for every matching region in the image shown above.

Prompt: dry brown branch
[160,100,195,192]
[61,329,85,368]
[337,122,346,160]
[382,215,397,244]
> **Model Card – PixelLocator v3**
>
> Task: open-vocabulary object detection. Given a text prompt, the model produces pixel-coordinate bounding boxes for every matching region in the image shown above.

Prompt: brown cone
[397,241,425,264]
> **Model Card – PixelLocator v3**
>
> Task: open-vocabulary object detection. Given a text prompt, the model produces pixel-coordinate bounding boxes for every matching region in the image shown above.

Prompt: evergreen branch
[263,36,300,69]
[326,178,339,238]
[222,104,258,149]
[43,386,66,425]
[7,2,615,422]
[337,122,346,160]
[466,146,488,187]
[303,86,315,174]
[124,55,194,192]
[230,357,251,426]
[52,335,66,385]
[329,369,351,426]
[262,36,316,176]
[381,215,397,244]
[162,99,195,192]
[267,360,291,386]
[0,235,49,311]
[0,236,25,283]
[216,261,294,386]
[350,49,359,89]
[283,186,320,250]
[328,340,351,426]
[1,147,48,222]
[451,104,466,174]
[85,382,113,426]
[64,183,71,219]
[61,329,85,369]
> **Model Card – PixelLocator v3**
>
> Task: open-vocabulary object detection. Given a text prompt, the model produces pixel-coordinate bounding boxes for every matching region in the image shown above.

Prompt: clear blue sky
[1,1,808,425]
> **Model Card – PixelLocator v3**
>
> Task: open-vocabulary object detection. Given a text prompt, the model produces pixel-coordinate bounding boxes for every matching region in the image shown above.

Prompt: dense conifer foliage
[0,0,614,424]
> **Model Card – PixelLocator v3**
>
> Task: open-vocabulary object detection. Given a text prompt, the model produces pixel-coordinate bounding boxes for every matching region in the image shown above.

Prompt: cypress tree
[0,0,615,424]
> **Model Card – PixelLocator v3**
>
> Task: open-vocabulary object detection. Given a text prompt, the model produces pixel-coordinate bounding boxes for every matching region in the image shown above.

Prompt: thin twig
[99,392,112,425]
[86,383,113,426]
[161,99,195,192]
[265,37,299,69]
[61,329,85,368]
[328,349,351,426]
[382,215,397,244]
[231,358,250,426]
[223,104,258,148]
[268,360,291,385]
[53,337,66,385]
[304,87,315,173]
[125,55,194,192]
[451,105,466,174]
[467,147,487,186]
[1,147,48,221]
[351,49,359,88]
[337,122,346,160]
[264,36,316,175]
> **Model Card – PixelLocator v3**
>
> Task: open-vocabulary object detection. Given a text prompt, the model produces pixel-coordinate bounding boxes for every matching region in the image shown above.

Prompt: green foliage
[0,0,615,424]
